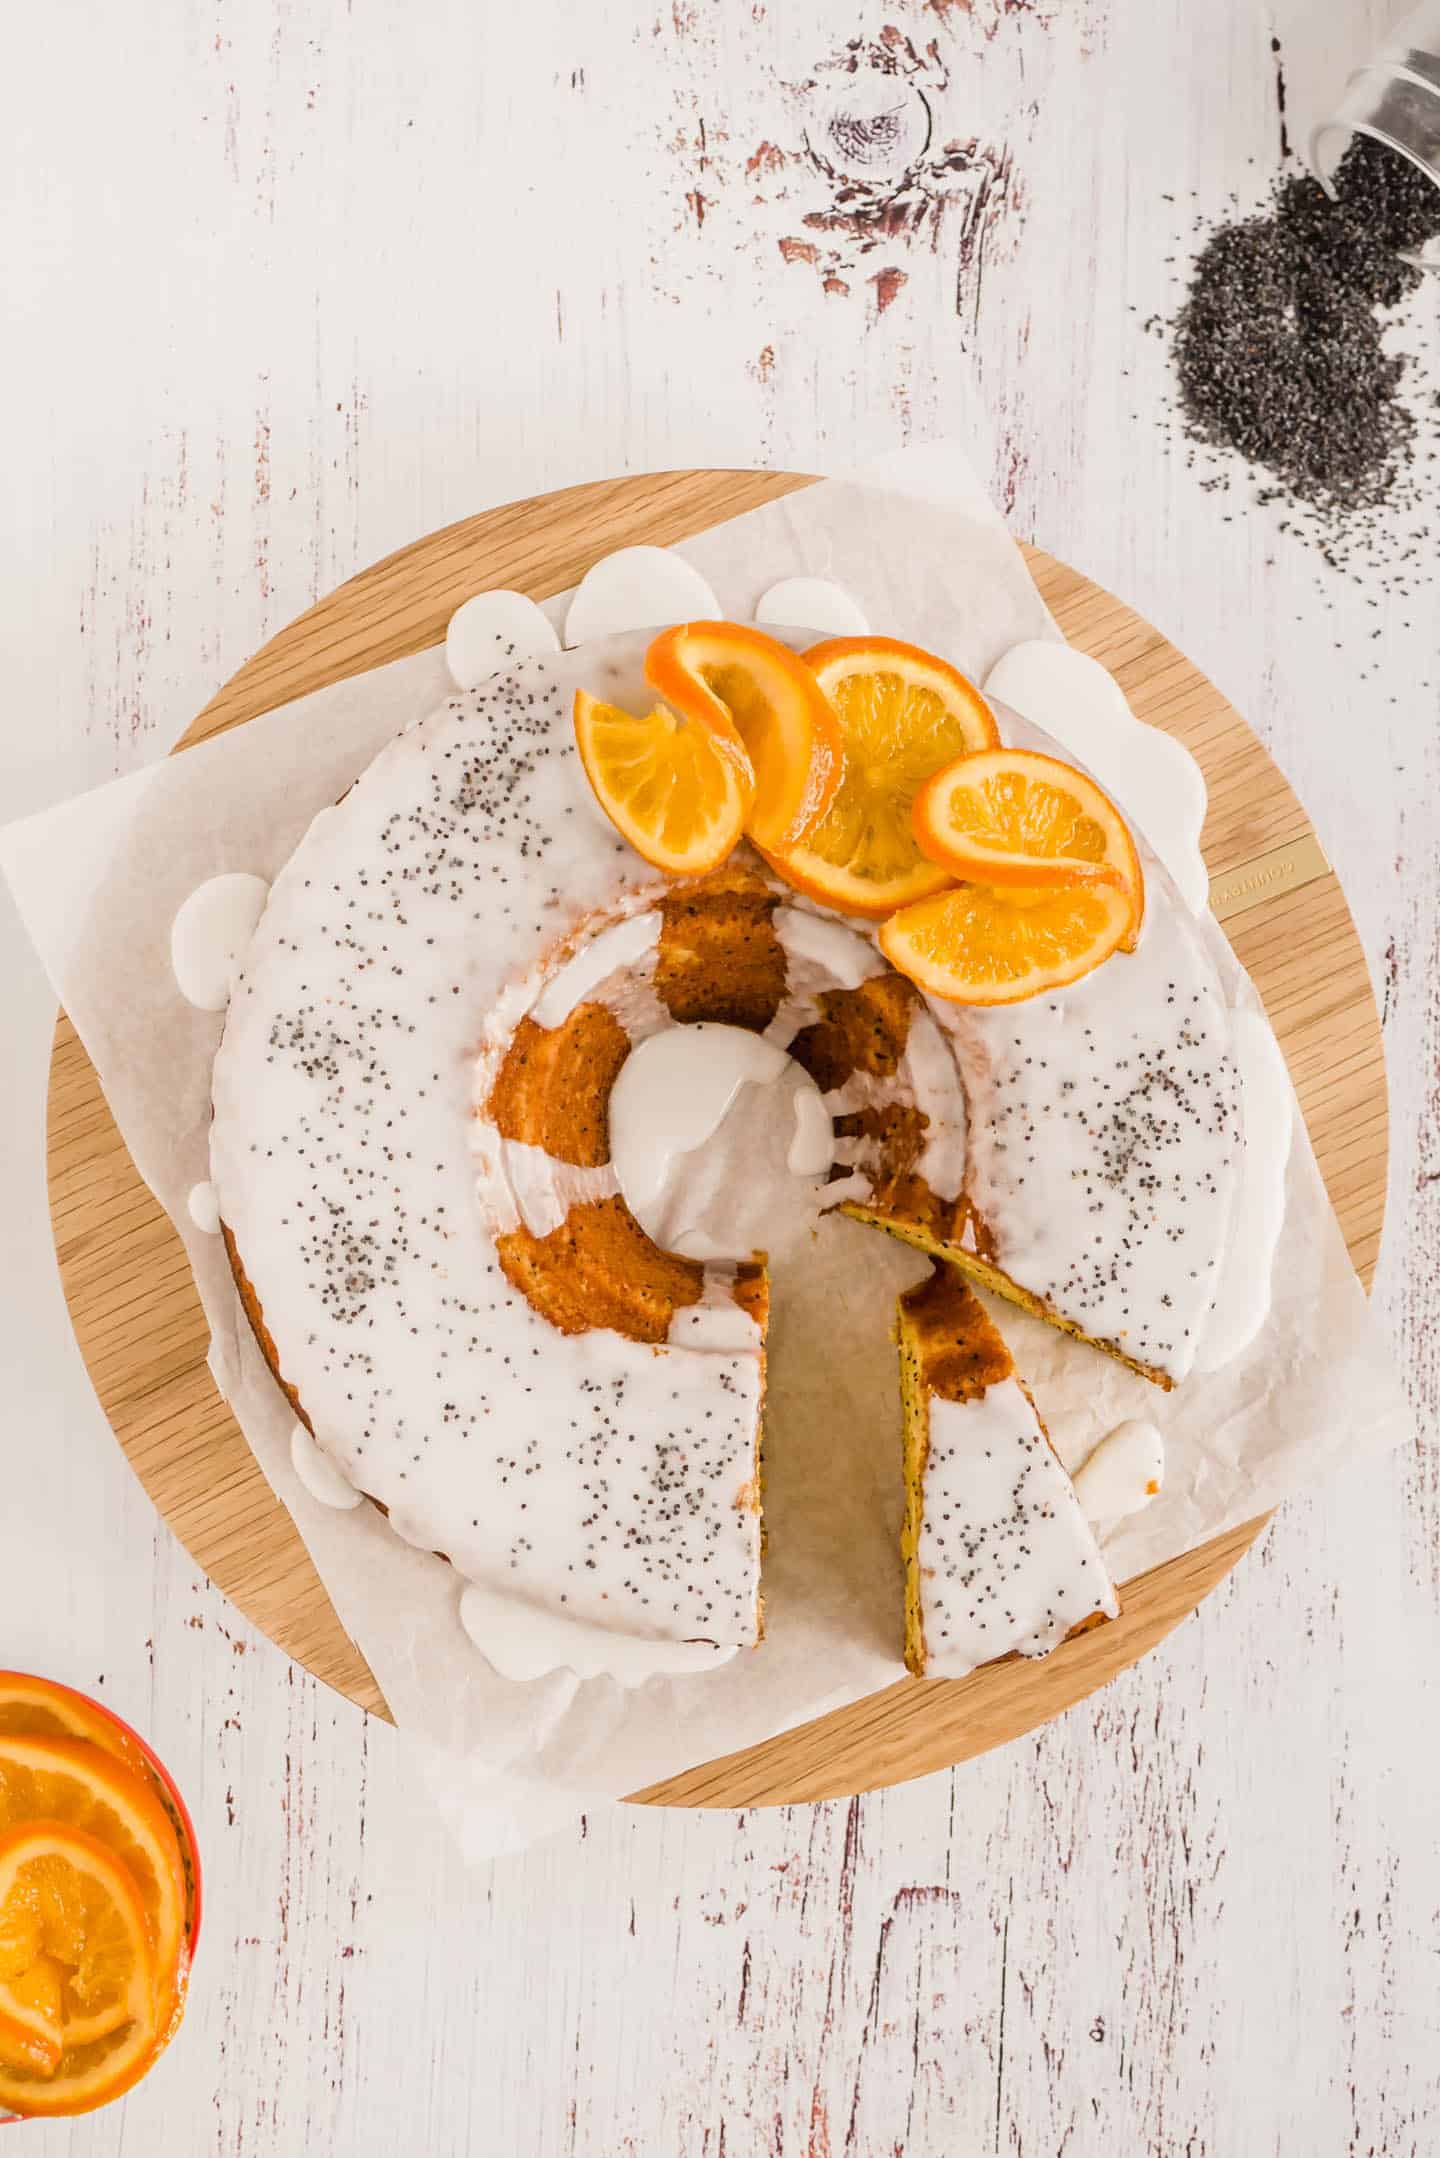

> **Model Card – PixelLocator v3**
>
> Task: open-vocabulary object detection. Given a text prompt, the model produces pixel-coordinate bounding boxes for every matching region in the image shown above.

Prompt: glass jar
[1311,0,1440,264]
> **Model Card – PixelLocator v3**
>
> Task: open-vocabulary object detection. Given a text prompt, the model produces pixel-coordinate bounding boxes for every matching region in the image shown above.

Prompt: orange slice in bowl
[0,1736,187,2034]
[0,1821,159,2117]
[0,1950,63,2077]
[645,621,844,850]
[760,636,999,918]
[573,688,753,875]
[879,878,1134,1006]
[913,747,1144,949]
[0,1675,150,1781]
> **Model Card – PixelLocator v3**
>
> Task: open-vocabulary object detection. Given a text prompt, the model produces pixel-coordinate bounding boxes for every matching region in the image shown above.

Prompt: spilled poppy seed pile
[1172,137,1440,545]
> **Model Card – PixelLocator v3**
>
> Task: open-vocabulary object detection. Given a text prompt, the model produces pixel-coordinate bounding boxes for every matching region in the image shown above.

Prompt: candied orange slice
[879,878,1133,1005]
[0,1948,62,2077]
[573,688,753,875]
[645,621,844,850]
[0,1737,187,2034]
[0,1822,159,2116]
[913,747,1144,949]
[759,636,999,917]
[0,1675,150,1780]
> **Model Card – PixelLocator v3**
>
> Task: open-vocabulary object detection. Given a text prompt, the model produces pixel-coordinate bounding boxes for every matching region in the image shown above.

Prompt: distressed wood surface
[43,478,1385,1804]
[4,0,1438,2151]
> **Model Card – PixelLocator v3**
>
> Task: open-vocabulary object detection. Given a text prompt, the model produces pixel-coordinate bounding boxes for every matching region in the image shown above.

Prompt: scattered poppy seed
[1172,137,1440,533]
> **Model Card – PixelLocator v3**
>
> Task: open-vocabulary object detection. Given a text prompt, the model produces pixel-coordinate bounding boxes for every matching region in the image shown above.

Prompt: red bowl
[0,1674,201,2120]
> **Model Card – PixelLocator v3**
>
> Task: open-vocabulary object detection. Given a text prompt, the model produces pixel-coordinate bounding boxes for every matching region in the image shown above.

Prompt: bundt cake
[208,624,1242,1675]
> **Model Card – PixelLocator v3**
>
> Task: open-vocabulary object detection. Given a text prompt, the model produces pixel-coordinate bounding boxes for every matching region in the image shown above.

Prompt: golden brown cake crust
[223,1222,311,1431]
[485,1006,630,1167]
[655,862,785,1029]
[788,973,918,1088]
[495,1195,705,1344]
[898,1264,1015,1403]
[860,1206,1174,1392]
[730,1261,769,1330]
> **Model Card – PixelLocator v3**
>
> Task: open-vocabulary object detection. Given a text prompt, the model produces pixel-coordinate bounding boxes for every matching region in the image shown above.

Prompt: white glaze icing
[609,1023,790,1223]
[773,905,887,991]
[918,1379,1119,1676]
[611,1023,835,1264]
[984,641,1210,916]
[459,1581,737,1688]
[1193,1007,1294,1372]
[789,1086,836,1177]
[213,636,763,1652]
[1071,1418,1166,1528]
[906,1004,967,1202]
[926,836,1243,1382]
[171,872,270,1011]
[754,577,870,637]
[563,548,720,647]
[815,1008,967,1206]
[492,1141,619,1239]
[763,907,887,1047]
[445,590,561,689]
[667,1272,763,1353]
[290,1421,365,1510]
[530,912,662,1028]
[187,1180,221,1235]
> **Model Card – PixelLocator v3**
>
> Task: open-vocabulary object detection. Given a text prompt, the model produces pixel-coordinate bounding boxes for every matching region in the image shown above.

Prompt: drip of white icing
[290,1422,364,1511]
[1071,1419,1166,1529]
[187,1180,221,1235]
[529,911,663,1029]
[1193,1008,1294,1373]
[819,1009,968,1204]
[984,641,1210,916]
[609,1022,834,1262]
[907,1004,967,1202]
[822,1170,873,1206]
[171,873,270,1011]
[446,590,560,689]
[563,548,720,647]
[919,1380,1119,1677]
[668,1274,763,1352]
[754,577,870,637]
[610,1024,790,1218]
[773,906,886,990]
[496,1140,620,1239]
[459,1582,738,1688]
[764,906,888,1046]
[789,1087,835,1177]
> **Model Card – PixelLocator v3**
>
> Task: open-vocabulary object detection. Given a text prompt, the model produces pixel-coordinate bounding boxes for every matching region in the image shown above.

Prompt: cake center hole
[609,1022,834,1264]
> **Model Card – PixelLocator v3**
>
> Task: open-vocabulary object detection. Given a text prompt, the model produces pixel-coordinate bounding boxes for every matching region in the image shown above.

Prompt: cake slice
[898,1264,1119,1678]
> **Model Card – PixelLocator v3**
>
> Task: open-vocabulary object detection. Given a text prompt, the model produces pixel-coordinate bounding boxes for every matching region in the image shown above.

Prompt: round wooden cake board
[46,470,1387,1808]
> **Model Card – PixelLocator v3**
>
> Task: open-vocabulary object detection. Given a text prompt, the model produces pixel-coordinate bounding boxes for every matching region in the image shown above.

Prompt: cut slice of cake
[898,1264,1119,1679]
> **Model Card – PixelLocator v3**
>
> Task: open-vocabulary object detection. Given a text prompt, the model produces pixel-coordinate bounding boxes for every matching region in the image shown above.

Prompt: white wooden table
[4,1,1437,2149]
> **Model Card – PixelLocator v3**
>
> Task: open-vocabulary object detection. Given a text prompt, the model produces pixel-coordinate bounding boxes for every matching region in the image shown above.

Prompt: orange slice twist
[760,636,999,918]
[645,621,844,851]
[912,746,1144,949]
[0,1820,159,2117]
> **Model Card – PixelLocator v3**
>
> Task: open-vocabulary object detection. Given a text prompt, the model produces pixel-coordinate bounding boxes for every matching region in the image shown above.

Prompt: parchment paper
[2,459,1412,1857]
